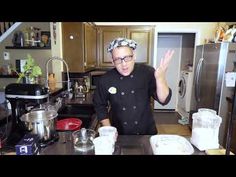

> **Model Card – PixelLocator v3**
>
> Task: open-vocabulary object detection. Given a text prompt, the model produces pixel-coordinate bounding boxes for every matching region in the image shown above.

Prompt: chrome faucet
[45,56,71,93]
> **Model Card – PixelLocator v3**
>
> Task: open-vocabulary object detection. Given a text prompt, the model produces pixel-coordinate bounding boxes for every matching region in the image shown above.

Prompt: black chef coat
[93,64,172,135]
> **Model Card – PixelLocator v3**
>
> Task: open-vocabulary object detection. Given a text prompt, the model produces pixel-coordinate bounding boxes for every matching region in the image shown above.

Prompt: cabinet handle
[69,35,74,39]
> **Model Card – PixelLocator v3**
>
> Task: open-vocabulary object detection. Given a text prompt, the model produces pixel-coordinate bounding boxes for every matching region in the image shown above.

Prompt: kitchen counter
[40,134,205,155]
[56,90,96,129]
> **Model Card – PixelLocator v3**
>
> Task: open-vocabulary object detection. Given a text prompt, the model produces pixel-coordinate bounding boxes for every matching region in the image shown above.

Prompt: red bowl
[56,118,82,131]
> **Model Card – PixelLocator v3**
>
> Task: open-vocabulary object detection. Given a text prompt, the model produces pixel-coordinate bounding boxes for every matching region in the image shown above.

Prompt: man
[93,38,174,135]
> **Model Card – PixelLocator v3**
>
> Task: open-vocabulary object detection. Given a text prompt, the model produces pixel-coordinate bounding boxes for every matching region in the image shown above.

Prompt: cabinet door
[126,26,154,64]
[62,22,84,72]
[84,23,97,70]
[97,26,126,67]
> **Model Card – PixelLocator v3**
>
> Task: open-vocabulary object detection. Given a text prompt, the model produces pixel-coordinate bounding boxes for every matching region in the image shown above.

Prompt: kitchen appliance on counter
[73,78,86,98]
[20,109,58,147]
[4,83,49,148]
[89,70,107,89]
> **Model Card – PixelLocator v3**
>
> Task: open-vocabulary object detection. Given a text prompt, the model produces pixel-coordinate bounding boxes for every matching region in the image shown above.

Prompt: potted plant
[16,54,42,84]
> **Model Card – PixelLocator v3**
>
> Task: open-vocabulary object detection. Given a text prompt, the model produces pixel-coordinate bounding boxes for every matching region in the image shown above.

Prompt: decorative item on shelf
[15,54,42,84]
[223,25,236,42]
[12,31,24,47]
[22,28,30,46]
[214,26,226,43]
[53,22,57,45]
[0,64,12,75]
[3,22,6,33]
[40,31,51,47]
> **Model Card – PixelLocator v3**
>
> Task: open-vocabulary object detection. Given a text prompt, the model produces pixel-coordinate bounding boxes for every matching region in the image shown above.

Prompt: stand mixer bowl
[20,110,58,142]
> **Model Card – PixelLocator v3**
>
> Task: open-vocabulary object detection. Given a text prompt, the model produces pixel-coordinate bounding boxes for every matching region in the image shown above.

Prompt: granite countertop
[39,134,205,155]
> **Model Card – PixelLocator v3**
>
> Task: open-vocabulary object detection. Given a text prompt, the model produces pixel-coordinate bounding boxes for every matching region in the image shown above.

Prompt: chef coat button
[133,106,136,109]
[123,122,127,125]
[121,92,125,95]
[131,90,135,94]
[130,74,133,78]
[122,107,126,111]
[120,77,123,80]
[134,121,138,125]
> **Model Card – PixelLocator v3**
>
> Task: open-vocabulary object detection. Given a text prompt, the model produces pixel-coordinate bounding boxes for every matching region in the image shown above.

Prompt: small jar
[48,73,56,91]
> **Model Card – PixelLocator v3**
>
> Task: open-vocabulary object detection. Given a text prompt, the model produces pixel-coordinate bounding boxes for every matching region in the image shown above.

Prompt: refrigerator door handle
[194,57,204,102]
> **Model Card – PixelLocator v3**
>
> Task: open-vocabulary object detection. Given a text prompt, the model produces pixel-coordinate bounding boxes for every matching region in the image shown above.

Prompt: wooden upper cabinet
[97,25,154,68]
[62,22,97,72]
[84,23,97,69]
[97,26,126,68]
[127,26,154,64]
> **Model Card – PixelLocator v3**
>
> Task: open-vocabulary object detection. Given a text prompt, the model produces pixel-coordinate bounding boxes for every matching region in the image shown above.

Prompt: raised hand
[155,49,174,80]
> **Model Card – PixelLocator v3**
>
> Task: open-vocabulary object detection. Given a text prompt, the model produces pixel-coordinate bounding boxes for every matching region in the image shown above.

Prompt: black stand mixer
[4,83,50,148]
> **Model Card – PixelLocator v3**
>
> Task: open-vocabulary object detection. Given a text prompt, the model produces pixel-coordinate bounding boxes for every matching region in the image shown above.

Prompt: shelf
[5,46,51,50]
[0,75,18,78]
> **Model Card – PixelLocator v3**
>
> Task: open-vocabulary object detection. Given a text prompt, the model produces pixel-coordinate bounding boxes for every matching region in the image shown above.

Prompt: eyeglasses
[113,55,134,65]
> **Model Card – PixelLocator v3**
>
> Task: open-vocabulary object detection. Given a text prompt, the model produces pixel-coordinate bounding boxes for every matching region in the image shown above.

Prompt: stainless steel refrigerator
[190,42,236,147]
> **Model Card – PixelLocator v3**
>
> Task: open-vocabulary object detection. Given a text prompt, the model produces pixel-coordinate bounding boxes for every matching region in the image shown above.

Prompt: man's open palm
[155,49,175,79]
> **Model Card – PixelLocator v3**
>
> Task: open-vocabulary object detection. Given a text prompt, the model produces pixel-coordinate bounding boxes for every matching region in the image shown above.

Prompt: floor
[153,110,191,136]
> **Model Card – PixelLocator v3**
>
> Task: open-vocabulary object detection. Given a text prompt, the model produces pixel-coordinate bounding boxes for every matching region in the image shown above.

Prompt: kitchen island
[40,134,205,155]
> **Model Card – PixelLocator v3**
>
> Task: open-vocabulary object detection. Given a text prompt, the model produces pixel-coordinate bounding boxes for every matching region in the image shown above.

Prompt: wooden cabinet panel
[127,26,154,64]
[62,24,154,71]
[62,22,97,72]
[97,26,126,67]
[84,23,97,69]
[97,26,154,68]
[62,22,83,72]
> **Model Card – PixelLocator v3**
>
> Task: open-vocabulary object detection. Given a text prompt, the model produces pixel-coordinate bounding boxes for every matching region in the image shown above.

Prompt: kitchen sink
[57,104,96,129]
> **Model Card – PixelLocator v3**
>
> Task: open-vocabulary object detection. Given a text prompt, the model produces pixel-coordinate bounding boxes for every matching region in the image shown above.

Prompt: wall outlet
[3,52,10,60]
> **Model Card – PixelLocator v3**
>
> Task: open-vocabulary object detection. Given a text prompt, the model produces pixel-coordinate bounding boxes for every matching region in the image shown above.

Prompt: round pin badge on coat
[108,87,117,94]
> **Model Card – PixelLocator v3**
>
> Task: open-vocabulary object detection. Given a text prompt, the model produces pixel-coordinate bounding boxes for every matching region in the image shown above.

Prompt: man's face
[111,46,135,76]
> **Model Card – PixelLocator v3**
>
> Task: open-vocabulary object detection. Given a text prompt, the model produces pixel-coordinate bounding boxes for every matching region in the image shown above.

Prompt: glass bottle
[83,76,90,92]
[23,28,30,46]
[29,26,36,46]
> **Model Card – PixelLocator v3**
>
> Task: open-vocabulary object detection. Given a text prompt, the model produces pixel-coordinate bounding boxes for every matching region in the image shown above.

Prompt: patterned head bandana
[107,37,137,53]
